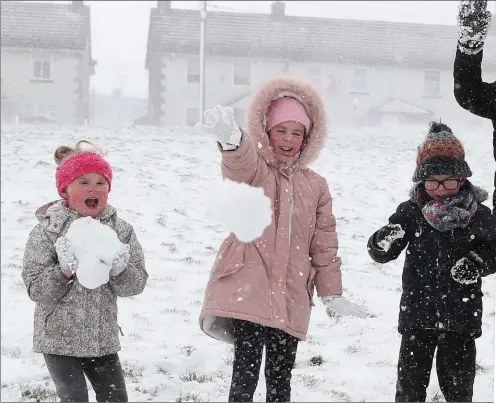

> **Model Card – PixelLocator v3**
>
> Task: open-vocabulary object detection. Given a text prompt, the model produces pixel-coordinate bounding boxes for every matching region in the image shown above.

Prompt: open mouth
[85,198,99,208]
[279,146,293,152]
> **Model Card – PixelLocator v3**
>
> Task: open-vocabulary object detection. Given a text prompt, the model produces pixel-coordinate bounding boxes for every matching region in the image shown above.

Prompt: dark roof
[1,1,91,51]
[146,6,496,69]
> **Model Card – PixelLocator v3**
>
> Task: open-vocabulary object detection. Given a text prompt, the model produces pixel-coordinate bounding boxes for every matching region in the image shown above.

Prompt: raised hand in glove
[54,237,78,279]
[374,223,405,252]
[321,295,369,319]
[457,0,492,55]
[109,244,130,278]
[451,251,485,284]
[196,105,242,150]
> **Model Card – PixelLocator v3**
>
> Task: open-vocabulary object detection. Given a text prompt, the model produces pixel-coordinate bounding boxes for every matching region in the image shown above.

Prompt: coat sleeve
[475,209,496,277]
[22,225,73,305]
[367,202,413,264]
[108,227,148,297]
[220,131,271,186]
[477,243,496,277]
[310,179,343,297]
[453,48,496,121]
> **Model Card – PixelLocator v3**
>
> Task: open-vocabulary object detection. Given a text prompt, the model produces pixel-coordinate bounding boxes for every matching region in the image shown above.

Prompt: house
[145,1,496,128]
[1,0,95,124]
[89,90,148,127]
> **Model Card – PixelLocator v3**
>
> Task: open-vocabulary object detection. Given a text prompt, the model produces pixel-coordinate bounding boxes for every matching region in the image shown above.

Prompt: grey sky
[30,1,496,98]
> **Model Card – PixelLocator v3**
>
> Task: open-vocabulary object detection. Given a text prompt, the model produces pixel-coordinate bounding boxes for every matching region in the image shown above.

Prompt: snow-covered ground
[1,123,494,402]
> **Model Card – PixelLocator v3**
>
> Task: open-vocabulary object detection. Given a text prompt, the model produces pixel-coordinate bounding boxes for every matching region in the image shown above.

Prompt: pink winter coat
[199,76,343,343]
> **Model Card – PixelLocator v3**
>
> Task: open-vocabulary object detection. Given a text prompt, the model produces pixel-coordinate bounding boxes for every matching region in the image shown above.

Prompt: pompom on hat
[413,121,472,182]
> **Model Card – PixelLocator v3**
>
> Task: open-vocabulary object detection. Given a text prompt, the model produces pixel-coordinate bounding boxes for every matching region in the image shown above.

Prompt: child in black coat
[368,122,496,402]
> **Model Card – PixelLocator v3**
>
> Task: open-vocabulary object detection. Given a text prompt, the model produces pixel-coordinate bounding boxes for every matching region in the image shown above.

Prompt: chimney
[271,1,285,19]
[71,1,84,12]
[157,0,171,13]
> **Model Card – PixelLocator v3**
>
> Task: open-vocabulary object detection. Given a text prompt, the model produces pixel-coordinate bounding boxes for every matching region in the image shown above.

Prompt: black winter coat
[453,47,496,213]
[367,185,496,339]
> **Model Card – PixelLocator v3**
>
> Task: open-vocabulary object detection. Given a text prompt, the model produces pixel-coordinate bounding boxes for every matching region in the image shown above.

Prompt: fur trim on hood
[245,76,327,169]
[409,180,488,204]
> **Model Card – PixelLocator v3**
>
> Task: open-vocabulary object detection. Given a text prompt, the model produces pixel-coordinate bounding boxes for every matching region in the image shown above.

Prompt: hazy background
[20,0,496,99]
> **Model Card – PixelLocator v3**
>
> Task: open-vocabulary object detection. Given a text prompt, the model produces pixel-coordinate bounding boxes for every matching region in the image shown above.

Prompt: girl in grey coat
[22,141,148,402]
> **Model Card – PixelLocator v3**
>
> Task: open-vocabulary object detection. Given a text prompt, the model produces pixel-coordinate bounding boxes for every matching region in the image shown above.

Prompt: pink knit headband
[56,152,113,197]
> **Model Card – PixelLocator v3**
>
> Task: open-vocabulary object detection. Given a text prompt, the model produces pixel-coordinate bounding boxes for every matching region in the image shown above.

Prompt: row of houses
[1,0,496,127]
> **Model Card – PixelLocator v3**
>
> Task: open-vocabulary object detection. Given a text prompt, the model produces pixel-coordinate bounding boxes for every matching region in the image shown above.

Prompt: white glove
[109,244,130,278]
[457,0,492,55]
[54,237,78,279]
[321,295,369,319]
[196,105,242,150]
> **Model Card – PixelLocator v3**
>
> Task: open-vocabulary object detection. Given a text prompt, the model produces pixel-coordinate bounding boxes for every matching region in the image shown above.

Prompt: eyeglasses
[424,178,462,191]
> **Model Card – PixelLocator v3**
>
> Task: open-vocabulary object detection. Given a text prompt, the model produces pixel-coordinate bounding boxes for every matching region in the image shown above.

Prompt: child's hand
[109,244,130,278]
[54,237,78,279]
[196,105,242,148]
[457,0,491,54]
[375,223,405,252]
[321,295,369,319]
[451,252,484,284]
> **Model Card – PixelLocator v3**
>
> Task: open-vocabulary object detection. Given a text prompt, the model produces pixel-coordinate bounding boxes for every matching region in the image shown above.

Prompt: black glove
[374,224,405,251]
[457,0,492,55]
[451,252,485,284]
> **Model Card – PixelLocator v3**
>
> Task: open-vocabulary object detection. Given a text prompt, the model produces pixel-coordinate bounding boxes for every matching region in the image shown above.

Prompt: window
[186,108,199,127]
[187,57,200,83]
[424,70,440,97]
[234,59,250,86]
[351,68,367,93]
[33,57,52,80]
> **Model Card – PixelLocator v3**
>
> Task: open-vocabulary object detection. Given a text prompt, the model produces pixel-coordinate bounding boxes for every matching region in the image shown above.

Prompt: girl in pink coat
[198,76,366,402]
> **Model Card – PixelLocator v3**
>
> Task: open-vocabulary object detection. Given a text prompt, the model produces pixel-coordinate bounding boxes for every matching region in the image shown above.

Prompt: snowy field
[1,122,494,402]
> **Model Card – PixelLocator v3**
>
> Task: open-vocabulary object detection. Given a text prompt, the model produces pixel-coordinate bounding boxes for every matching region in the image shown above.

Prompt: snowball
[206,178,272,243]
[65,217,124,289]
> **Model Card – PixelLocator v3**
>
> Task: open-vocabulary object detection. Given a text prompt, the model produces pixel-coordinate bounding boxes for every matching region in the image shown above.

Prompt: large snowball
[207,179,273,243]
[65,217,123,289]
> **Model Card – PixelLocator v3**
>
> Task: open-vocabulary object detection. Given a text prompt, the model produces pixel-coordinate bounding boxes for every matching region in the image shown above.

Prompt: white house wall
[1,47,86,124]
[157,53,496,128]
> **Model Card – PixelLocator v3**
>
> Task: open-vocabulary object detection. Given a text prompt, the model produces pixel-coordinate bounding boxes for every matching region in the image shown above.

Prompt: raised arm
[198,105,271,185]
[454,0,495,121]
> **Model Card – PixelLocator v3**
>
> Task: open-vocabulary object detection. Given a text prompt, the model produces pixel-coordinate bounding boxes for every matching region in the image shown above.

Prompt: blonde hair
[54,140,104,166]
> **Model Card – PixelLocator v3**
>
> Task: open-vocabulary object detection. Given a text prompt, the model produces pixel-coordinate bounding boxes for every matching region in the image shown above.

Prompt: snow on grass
[1,123,494,402]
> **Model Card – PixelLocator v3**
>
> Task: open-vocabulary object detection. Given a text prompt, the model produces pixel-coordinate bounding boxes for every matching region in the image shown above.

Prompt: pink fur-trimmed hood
[245,76,327,169]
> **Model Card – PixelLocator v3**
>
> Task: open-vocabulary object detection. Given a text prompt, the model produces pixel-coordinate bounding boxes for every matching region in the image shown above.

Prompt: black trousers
[395,330,476,402]
[228,319,299,402]
[44,353,128,402]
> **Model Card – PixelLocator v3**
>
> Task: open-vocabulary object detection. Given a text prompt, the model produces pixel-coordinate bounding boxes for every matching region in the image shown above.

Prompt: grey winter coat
[22,201,148,357]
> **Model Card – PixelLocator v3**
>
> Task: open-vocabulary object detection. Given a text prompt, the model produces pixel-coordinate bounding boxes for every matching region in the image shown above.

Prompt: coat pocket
[215,238,245,280]
[44,303,79,339]
[306,267,316,307]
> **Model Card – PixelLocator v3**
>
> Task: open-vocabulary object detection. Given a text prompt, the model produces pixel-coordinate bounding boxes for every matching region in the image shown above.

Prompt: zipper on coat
[434,233,442,330]
[288,196,294,245]
[118,325,124,336]
[287,177,294,246]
